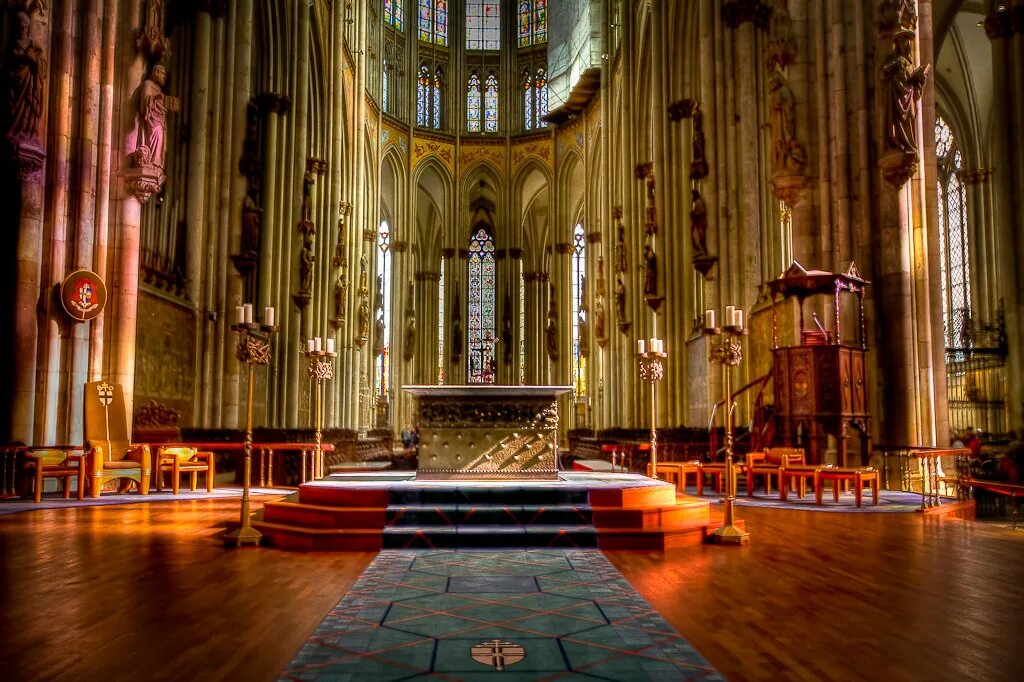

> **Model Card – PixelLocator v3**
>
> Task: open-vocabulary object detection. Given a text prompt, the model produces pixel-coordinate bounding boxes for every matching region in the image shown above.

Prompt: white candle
[243,303,254,324]
[265,306,275,327]
[307,338,315,353]
[724,305,735,328]
[734,309,744,331]
[326,338,335,354]
[655,338,664,353]
[637,339,646,355]
[236,306,245,325]
[315,336,322,352]
[704,309,716,330]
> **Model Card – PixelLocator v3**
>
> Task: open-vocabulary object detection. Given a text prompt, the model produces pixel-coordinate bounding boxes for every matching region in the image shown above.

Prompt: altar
[402,385,572,479]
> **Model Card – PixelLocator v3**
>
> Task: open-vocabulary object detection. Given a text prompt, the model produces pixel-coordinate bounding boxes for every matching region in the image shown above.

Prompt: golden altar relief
[403,385,572,479]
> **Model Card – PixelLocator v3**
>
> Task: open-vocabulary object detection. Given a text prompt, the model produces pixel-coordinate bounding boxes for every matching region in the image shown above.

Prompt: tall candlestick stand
[225,304,277,547]
[704,306,750,544]
[304,338,336,480]
[636,337,666,477]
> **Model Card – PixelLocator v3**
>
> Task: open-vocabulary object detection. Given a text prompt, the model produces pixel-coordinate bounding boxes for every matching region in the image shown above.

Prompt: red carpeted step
[253,520,383,551]
[263,501,386,528]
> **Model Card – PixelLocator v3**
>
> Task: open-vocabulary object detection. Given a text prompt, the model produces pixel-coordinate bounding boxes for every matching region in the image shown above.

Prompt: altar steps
[254,475,716,551]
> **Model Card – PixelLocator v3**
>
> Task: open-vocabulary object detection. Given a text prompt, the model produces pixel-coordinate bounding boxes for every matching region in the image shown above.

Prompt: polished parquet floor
[0,496,1022,681]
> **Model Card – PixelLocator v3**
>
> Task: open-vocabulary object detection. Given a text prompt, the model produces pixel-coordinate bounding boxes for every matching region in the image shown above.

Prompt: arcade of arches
[3,0,1023,454]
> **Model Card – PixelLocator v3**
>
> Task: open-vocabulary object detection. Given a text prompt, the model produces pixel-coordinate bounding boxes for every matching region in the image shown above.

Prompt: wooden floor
[0,497,1022,681]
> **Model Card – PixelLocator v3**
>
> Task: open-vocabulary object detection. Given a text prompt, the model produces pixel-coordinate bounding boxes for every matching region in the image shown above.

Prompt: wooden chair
[22,447,87,503]
[155,446,215,494]
[83,381,151,497]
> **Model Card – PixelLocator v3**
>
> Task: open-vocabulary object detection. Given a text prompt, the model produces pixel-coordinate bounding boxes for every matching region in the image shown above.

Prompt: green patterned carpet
[280,550,721,681]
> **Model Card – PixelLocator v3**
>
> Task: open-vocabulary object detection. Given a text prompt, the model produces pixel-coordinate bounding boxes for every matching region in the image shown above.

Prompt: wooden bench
[646,461,703,495]
[701,462,738,495]
[779,464,835,501]
[814,467,879,507]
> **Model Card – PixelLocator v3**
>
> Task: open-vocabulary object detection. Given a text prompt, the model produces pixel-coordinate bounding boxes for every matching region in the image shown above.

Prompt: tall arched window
[467,71,481,132]
[375,221,393,403]
[417,63,442,129]
[522,67,548,130]
[484,71,498,132]
[418,0,448,45]
[385,0,404,30]
[382,59,390,113]
[468,227,496,383]
[466,0,500,50]
[935,115,971,348]
[571,223,587,398]
[517,0,547,47]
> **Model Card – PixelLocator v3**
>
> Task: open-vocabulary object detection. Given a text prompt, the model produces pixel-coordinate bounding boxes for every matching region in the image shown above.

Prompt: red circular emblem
[60,270,107,321]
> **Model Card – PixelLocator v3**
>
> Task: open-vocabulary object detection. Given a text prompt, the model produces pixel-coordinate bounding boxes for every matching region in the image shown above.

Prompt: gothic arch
[557,149,585,241]
[413,160,453,265]
[514,162,551,274]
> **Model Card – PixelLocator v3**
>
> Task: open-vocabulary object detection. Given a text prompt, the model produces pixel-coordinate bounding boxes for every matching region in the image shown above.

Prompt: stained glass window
[385,0,404,31]
[418,0,448,45]
[484,72,498,132]
[417,63,442,129]
[522,68,547,130]
[375,221,393,402]
[468,227,496,384]
[382,60,390,113]
[517,0,547,47]
[467,71,481,132]
[935,115,971,348]
[466,0,501,50]
[438,258,446,384]
[571,223,587,398]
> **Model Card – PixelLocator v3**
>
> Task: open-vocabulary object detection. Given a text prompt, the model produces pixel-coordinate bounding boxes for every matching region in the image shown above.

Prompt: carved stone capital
[441,247,456,259]
[722,0,773,31]
[586,232,601,244]
[124,164,166,203]
[879,149,919,189]
[7,135,45,181]
[523,271,549,283]
[770,173,808,207]
[391,240,408,252]
[509,248,523,259]
[254,92,291,115]
[307,157,327,174]
[667,99,699,121]
[555,242,572,255]
[458,248,469,259]
[634,162,653,180]
[362,228,376,242]
[136,0,170,60]
[984,6,1023,40]
[415,270,440,281]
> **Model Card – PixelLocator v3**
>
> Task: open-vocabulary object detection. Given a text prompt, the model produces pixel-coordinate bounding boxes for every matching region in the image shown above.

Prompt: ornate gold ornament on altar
[59,269,107,322]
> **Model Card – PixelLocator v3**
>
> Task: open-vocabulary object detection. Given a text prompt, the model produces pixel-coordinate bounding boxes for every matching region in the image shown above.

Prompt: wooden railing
[908,447,972,510]
[966,479,1023,529]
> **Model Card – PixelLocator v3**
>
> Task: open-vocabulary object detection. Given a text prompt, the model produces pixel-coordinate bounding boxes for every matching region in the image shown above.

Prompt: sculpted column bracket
[721,0,773,31]
[331,201,352,331]
[635,164,663,312]
[137,0,171,62]
[668,99,718,278]
[611,206,631,333]
[983,5,1024,39]
[355,255,369,348]
[293,158,326,310]
[594,255,608,349]
[877,0,930,189]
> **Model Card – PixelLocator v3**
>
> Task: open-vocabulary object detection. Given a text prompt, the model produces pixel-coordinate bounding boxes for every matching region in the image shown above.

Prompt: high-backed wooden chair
[155,446,214,494]
[23,447,87,503]
[83,381,151,497]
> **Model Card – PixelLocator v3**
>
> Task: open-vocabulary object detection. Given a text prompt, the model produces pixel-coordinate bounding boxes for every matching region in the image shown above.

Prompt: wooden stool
[779,465,830,501]
[678,460,703,496]
[814,467,880,507]
[701,462,738,495]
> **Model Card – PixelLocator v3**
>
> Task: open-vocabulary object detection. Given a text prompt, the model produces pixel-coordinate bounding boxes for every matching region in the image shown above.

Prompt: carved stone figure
[128,63,167,170]
[241,191,261,255]
[357,300,369,344]
[373,309,386,357]
[299,236,315,293]
[2,11,45,141]
[615,212,628,273]
[643,245,657,297]
[878,0,917,35]
[768,69,807,177]
[334,276,347,320]
[578,309,590,359]
[615,276,627,321]
[545,285,558,362]
[501,291,513,365]
[451,291,463,360]
[690,111,710,180]
[882,31,928,156]
[594,295,606,343]
[690,189,708,257]
[403,308,416,362]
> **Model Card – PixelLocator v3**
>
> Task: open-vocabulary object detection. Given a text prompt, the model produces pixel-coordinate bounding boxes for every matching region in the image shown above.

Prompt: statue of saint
[2,11,45,141]
[882,31,928,156]
[403,308,416,362]
[333,277,347,320]
[643,245,657,297]
[241,191,261,255]
[690,111,710,180]
[373,309,386,357]
[299,237,315,293]
[127,63,167,169]
[690,189,708,257]
[768,69,806,176]
[594,295,606,341]
[615,276,627,322]
[578,309,590,358]
[357,300,369,343]
[545,293,559,362]
[615,222,628,273]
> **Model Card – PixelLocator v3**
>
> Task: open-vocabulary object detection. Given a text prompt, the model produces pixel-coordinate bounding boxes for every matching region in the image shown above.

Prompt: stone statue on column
[614,207,628,273]
[614,276,627,325]
[690,189,708,257]
[501,290,513,365]
[128,63,167,171]
[766,67,808,206]
[878,0,929,189]
[298,236,315,294]
[578,309,590,359]
[241,179,261,256]
[2,11,45,144]
[403,281,416,362]
[690,111,710,180]
[373,309,386,357]
[545,284,558,362]
[451,290,463,362]
[643,245,657,297]
[355,255,369,348]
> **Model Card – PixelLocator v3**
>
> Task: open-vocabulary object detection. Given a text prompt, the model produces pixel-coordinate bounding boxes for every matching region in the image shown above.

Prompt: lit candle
[315,336,322,352]
[265,306,275,327]
[637,339,646,355]
[243,303,254,324]
[307,338,315,353]
[724,305,735,328]
[236,306,245,325]
[704,309,716,330]
[326,338,335,354]
[734,309,744,331]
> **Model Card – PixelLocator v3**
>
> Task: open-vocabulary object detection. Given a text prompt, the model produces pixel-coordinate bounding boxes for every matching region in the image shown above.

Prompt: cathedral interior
[1,1,1023,680]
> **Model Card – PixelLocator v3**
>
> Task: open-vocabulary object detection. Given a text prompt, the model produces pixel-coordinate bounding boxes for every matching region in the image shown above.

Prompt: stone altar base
[254,471,716,551]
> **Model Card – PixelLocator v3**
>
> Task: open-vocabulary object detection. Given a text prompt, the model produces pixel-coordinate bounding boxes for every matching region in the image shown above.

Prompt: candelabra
[226,302,277,547]
[705,305,750,544]
[636,336,666,477]
[304,335,337,480]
